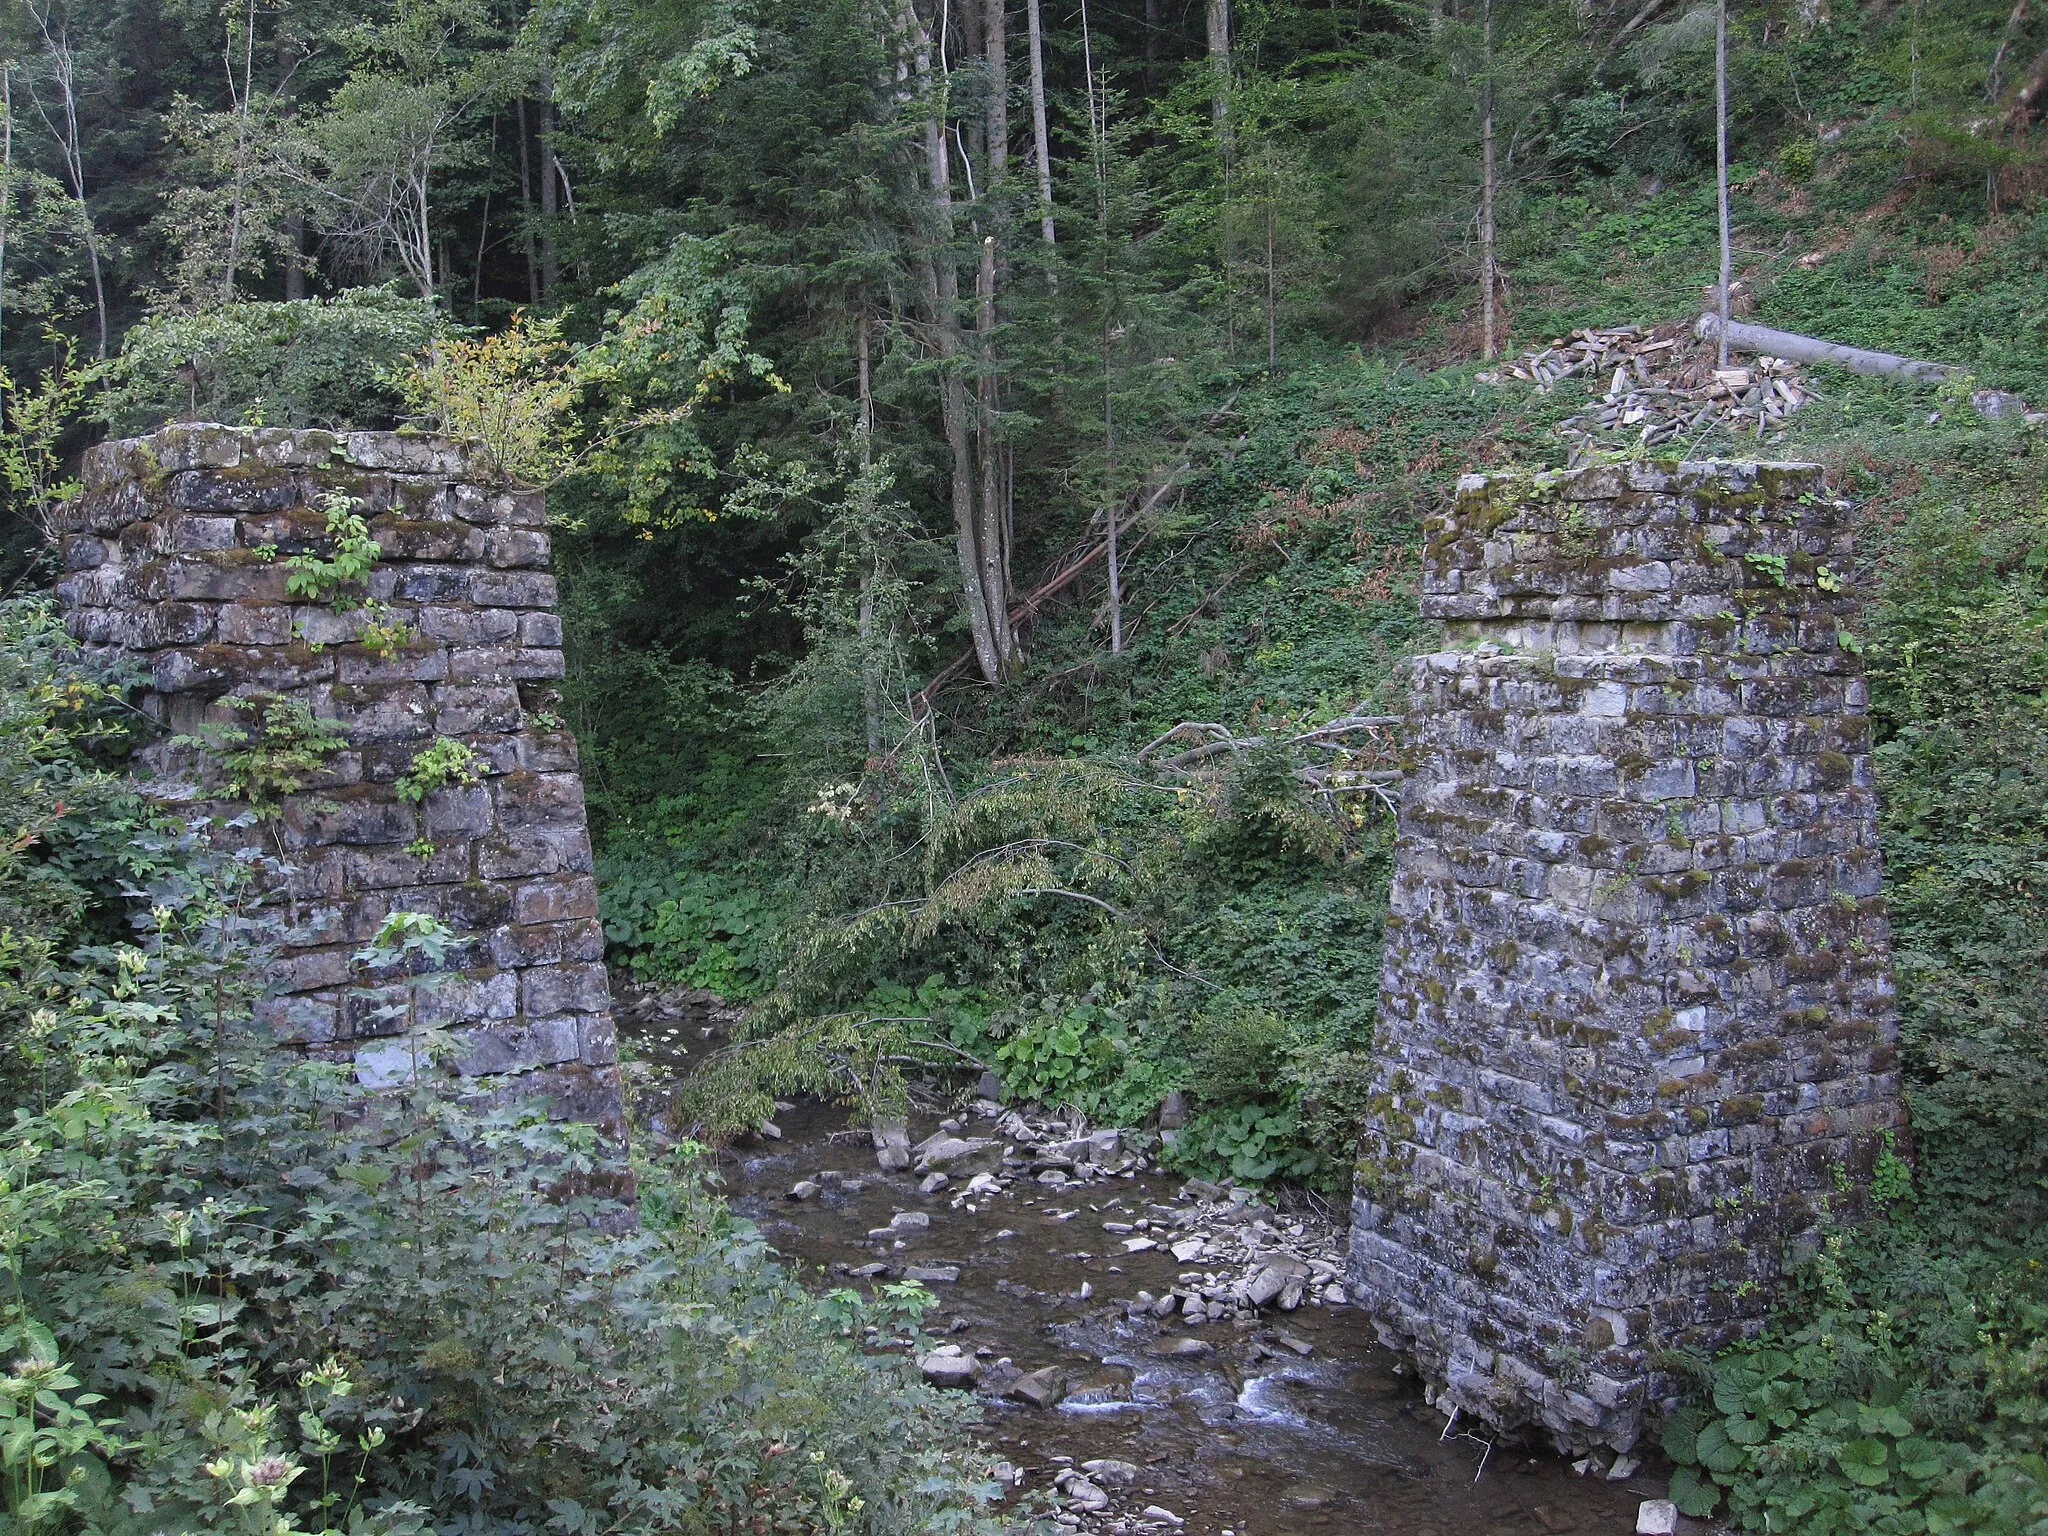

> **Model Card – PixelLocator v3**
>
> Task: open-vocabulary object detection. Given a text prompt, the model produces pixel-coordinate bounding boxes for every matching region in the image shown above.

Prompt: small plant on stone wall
[395,737,483,804]
[283,491,382,609]
[174,694,348,819]
[354,601,417,659]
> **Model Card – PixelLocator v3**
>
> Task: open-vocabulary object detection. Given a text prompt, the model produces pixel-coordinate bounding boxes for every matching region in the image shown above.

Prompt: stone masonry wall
[1347,459,1903,1454]
[55,424,624,1131]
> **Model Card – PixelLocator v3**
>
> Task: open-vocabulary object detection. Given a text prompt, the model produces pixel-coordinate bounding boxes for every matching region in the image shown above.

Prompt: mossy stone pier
[1349,460,1904,1453]
[55,425,624,1133]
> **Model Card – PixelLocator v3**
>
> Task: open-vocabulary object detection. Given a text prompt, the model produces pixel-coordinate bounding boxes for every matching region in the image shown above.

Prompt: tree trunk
[1207,0,1233,354]
[1144,0,1161,92]
[538,70,560,299]
[1479,0,1497,360]
[905,0,1005,684]
[1714,0,1731,367]
[857,314,885,757]
[976,0,1011,666]
[1206,0,1233,170]
[1026,0,1055,246]
[1,68,13,346]
[517,96,539,303]
[1695,313,1954,382]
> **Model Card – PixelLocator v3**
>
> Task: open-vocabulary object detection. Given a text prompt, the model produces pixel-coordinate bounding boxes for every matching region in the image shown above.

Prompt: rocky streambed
[714,1096,1668,1536]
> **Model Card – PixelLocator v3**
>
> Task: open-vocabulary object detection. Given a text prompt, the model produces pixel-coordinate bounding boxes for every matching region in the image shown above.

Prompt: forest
[0,0,2045,1529]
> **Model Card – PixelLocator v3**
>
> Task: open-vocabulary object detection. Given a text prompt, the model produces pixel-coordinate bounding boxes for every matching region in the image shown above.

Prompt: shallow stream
[712,1101,1664,1536]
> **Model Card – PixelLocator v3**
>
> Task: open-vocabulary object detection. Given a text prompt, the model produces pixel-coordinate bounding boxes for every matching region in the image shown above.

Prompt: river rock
[1183,1178,1225,1202]
[786,1181,821,1201]
[889,1210,930,1230]
[1152,1336,1213,1358]
[918,1346,981,1387]
[1122,1236,1158,1254]
[904,1263,961,1283]
[919,1172,950,1194]
[873,1120,912,1171]
[1636,1500,1678,1536]
[1157,1090,1186,1130]
[1247,1257,1311,1308]
[1007,1366,1068,1408]
[1151,1292,1179,1317]
[1082,1459,1138,1487]
[1140,1507,1185,1527]
[1275,1331,1314,1356]
[915,1135,991,1169]
[976,1069,1004,1100]
[1061,1475,1109,1512]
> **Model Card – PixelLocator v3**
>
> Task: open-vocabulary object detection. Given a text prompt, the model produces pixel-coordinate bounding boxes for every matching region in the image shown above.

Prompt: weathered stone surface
[54,425,625,1136]
[1349,460,1903,1456]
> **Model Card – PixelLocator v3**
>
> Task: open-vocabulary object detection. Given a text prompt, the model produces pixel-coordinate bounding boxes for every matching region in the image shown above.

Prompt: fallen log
[1695,313,1952,383]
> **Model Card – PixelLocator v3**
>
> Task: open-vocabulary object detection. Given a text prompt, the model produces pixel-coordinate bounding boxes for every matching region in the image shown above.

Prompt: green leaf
[1838,1438,1893,1488]
[1668,1464,1720,1518]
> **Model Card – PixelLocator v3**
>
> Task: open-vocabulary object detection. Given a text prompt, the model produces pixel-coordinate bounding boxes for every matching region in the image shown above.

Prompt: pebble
[1141,1507,1184,1527]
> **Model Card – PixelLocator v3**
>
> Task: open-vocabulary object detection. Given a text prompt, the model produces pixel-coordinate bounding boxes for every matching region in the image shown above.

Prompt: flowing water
[708,1101,1664,1536]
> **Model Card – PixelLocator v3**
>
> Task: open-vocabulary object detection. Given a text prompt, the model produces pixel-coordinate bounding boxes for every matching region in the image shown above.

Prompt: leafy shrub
[104,289,445,432]
[1166,1102,1328,1185]
[0,605,1007,1536]
[599,863,780,998]
[1665,1226,2048,1534]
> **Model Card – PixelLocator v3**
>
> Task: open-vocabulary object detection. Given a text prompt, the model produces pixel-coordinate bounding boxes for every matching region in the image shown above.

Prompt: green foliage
[173,694,348,819]
[1664,1229,2048,1535]
[0,332,102,547]
[0,600,1009,1536]
[104,291,447,433]
[391,736,483,805]
[599,864,779,998]
[283,492,382,608]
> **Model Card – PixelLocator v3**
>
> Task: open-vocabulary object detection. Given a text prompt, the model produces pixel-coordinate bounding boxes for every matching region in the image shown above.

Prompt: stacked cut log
[1478,325,1817,456]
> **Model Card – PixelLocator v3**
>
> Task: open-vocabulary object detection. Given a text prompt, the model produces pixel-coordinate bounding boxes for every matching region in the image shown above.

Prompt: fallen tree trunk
[1695,313,1953,383]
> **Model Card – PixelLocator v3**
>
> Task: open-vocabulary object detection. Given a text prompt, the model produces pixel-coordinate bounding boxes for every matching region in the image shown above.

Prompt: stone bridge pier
[1349,460,1903,1453]
[56,425,624,1132]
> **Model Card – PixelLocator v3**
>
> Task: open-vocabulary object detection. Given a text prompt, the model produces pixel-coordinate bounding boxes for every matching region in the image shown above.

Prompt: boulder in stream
[1006,1366,1068,1408]
[917,1346,981,1388]
[873,1120,912,1171]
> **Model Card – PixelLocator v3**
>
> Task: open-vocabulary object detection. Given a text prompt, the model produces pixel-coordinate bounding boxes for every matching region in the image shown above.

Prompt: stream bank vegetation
[0,0,2043,1528]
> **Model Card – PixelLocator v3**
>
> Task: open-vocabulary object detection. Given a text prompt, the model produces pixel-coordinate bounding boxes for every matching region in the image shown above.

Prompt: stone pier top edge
[79,423,502,496]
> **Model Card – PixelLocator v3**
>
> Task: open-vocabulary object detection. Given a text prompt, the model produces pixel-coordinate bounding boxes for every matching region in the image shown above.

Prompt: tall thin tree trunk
[1207,0,1233,354]
[1144,0,1161,92]
[221,0,257,302]
[905,0,1004,684]
[857,314,885,757]
[1081,0,1120,653]
[517,96,539,303]
[1026,0,1055,246]
[472,114,495,316]
[1480,0,1498,360]
[27,7,107,358]
[1206,0,1233,167]
[538,70,560,299]
[0,69,12,348]
[1715,0,1731,366]
[1265,152,1278,366]
[976,0,1011,668]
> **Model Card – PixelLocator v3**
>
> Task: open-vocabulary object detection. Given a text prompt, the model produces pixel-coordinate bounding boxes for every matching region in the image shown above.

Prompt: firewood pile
[1477,325,1819,456]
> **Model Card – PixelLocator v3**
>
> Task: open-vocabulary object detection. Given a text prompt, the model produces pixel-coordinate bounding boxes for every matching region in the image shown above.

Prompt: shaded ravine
[704,1097,1665,1536]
